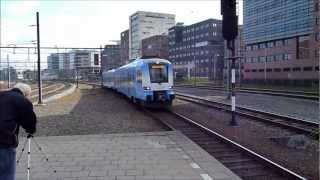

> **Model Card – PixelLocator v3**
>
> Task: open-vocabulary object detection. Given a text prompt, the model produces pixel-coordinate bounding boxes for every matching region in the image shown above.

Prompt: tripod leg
[27,138,31,180]
[16,138,28,163]
[31,137,49,161]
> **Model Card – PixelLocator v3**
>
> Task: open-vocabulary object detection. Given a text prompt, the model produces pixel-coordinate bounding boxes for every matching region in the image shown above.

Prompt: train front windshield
[149,64,168,83]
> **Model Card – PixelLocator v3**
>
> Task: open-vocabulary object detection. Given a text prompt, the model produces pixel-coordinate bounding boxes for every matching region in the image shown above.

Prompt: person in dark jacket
[0,83,37,180]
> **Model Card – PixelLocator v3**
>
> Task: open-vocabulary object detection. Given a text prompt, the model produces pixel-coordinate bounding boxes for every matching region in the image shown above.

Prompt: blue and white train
[102,57,175,106]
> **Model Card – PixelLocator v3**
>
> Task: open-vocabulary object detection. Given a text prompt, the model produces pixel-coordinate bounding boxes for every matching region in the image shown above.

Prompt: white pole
[264,47,267,83]
[27,138,31,180]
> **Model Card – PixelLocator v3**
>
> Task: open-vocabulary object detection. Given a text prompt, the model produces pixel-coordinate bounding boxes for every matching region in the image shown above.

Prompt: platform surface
[16,131,241,180]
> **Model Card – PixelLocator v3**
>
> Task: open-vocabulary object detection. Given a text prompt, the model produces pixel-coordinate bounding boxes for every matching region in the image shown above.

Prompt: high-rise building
[129,11,175,59]
[120,30,130,65]
[243,0,319,85]
[141,35,169,59]
[101,45,121,71]
[168,19,224,80]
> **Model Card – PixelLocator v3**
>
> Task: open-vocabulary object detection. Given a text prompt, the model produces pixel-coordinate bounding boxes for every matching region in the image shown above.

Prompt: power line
[0,46,103,49]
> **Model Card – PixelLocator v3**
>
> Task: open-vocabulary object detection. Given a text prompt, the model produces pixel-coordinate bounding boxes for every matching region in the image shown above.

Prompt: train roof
[112,57,171,71]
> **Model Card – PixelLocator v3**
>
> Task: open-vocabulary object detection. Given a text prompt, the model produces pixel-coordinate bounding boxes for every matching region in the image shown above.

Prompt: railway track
[174,84,319,100]
[143,108,307,180]
[29,83,67,103]
[175,93,319,139]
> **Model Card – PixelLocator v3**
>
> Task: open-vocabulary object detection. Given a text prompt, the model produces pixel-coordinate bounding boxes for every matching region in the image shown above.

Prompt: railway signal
[221,0,238,126]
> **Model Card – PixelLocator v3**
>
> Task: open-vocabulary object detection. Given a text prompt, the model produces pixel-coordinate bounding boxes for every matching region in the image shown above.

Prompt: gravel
[174,87,319,122]
[172,99,319,180]
[29,84,167,137]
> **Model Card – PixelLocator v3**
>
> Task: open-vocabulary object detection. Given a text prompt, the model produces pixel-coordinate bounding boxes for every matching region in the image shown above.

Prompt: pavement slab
[16,131,241,180]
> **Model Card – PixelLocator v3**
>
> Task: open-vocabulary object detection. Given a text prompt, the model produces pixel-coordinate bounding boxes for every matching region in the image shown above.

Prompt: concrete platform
[16,131,241,180]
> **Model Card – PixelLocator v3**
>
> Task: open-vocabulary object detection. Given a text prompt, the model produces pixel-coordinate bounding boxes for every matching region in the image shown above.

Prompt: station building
[168,19,224,80]
[243,0,319,85]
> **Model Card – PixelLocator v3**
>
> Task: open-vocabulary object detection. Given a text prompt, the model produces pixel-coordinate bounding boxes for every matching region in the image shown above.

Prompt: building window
[292,67,301,72]
[275,40,283,47]
[253,45,258,50]
[266,55,274,62]
[284,39,290,45]
[303,67,313,71]
[252,69,257,72]
[244,69,250,72]
[316,66,319,71]
[283,68,291,72]
[274,68,281,72]
[259,69,264,72]
[259,43,266,49]
[283,54,291,60]
[258,56,266,62]
[267,41,274,48]
[275,54,282,61]
[266,68,272,72]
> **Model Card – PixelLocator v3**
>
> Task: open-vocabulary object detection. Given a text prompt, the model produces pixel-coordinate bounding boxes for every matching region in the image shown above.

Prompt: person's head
[12,83,32,97]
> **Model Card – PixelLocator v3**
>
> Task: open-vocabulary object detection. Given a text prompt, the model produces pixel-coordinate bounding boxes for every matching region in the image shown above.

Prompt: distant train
[102,57,175,106]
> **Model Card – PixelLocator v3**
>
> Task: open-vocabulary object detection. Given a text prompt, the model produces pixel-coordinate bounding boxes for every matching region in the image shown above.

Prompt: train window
[149,64,168,83]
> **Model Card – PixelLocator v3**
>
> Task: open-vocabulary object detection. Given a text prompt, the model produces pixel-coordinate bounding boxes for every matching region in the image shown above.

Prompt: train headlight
[143,86,151,90]
[169,86,173,89]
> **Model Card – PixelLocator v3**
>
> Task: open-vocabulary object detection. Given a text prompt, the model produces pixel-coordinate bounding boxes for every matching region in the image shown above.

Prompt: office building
[168,19,224,80]
[47,53,69,70]
[243,0,319,85]
[101,45,121,71]
[120,30,130,65]
[141,35,169,59]
[129,11,175,59]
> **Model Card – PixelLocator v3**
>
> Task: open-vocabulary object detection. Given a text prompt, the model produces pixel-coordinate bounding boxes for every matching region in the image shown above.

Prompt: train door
[136,68,142,98]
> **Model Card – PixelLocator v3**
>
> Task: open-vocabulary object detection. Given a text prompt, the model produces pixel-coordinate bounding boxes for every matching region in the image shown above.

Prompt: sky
[0,0,243,70]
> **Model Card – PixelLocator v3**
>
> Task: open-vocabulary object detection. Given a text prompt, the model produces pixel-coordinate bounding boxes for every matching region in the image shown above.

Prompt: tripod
[16,134,55,180]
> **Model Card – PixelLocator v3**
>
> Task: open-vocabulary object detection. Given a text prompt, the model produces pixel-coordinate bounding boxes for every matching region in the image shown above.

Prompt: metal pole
[7,54,10,88]
[27,137,31,180]
[36,12,43,104]
[76,69,78,88]
[264,47,267,84]
[229,39,238,126]
[193,55,196,86]
[226,53,231,99]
